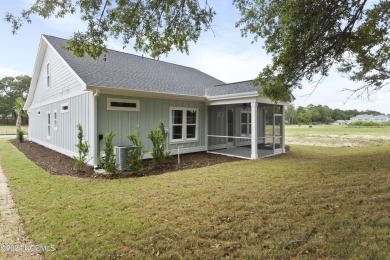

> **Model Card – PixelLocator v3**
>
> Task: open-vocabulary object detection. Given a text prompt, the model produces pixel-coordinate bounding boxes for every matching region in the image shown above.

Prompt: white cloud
[188,46,270,83]
[0,67,27,78]
[41,12,87,35]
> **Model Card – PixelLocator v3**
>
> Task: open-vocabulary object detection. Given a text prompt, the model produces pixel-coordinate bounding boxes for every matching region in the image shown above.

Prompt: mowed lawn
[286,124,390,137]
[0,125,28,135]
[286,124,390,146]
[0,139,389,259]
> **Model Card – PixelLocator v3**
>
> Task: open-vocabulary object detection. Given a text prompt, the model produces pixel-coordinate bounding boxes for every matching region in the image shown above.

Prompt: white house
[350,114,390,123]
[24,35,291,167]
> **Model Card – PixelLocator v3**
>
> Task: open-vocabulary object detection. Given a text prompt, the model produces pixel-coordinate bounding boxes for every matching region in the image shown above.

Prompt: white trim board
[28,90,88,111]
[89,86,206,102]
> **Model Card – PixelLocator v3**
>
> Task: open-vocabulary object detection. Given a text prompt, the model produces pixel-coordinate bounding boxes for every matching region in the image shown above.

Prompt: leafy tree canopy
[0,75,31,117]
[4,0,215,59]
[234,0,389,101]
[4,0,389,101]
[289,104,384,124]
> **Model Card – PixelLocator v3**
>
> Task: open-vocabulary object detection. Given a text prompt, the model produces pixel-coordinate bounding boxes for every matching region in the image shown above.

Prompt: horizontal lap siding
[97,94,206,152]
[29,92,92,157]
[31,46,83,106]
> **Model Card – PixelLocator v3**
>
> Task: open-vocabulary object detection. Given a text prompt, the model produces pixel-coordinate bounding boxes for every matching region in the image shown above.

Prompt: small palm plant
[14,97,26,142]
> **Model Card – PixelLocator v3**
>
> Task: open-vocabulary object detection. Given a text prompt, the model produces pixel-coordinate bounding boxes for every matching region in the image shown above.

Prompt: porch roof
[207,80,260,96]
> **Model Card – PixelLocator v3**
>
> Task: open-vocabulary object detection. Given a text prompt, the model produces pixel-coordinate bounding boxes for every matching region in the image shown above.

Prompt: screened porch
[207,103,285,159]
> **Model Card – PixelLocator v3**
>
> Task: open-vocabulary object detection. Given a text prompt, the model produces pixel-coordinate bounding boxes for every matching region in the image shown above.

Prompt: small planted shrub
[148,121,171,165]
[99,131,117,173]
[126,126,145,173]
[16,129,24,143]
[73,124,90,171]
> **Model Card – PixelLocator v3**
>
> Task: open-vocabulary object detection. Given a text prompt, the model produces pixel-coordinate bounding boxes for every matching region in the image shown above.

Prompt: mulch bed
[10,140,241,179]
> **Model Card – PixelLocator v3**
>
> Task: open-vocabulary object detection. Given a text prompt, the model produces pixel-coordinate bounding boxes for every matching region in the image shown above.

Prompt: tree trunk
[16,113,22,132]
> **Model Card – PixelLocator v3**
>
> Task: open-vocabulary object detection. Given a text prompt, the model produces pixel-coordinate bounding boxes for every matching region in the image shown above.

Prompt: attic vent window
[61,103,69,113]
[111,102,136,108]
[107,98,140,111]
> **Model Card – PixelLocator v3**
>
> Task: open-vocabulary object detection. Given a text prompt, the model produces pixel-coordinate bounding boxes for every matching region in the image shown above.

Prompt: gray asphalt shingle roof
[44,35,226,97]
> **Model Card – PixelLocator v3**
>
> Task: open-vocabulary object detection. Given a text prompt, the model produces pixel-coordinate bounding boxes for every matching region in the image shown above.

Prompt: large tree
[4,0,215,59]
[234,0,389,100]
[5,1,389,100]
[0,75,31,118]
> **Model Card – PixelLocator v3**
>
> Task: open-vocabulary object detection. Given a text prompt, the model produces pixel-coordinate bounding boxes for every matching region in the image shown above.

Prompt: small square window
[61,103,69,113]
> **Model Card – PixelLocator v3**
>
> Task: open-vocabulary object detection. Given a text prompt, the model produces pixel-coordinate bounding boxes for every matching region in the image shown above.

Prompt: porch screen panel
[275,115,282,136]
[264,105,274,138]
[228,109,234,142]
[172,110,183,140]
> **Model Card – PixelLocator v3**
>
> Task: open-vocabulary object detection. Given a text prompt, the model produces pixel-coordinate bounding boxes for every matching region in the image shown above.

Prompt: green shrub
[73,124,90,171]
[126,126,145,173]
[16,129,24,143]
[148,121,171,165]
[99,131,117,173]
[348,121,381,127]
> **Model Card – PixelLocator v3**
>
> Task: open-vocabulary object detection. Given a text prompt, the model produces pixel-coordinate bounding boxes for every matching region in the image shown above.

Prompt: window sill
[170,139,198,144]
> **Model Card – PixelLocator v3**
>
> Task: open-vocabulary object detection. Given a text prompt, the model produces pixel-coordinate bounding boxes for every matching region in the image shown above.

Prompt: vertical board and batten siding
[97,94,206,154]
[29,92,92,157]
[31,45,84,106]
[28,42,89,158]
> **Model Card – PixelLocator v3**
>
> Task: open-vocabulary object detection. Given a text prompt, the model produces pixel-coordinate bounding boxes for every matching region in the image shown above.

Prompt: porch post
[251,102,258,159]
[91,89,100,167]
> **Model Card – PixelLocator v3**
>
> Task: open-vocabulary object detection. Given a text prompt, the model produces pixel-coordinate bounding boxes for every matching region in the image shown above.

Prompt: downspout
[91,89,100,167]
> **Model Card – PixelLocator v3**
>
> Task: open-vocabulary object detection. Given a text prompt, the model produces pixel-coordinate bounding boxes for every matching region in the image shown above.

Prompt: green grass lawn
[285,124,390,146]
[0,139,389,259]
[286,124,390,138]
[0,125,28,135]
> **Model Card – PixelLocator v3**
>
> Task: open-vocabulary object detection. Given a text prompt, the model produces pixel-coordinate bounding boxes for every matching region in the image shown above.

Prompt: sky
[0,1,389,114]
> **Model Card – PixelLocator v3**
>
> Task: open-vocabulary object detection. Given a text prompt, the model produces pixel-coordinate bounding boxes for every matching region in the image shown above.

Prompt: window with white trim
[107,98,140,111]
[170,107,198,143]
[47,112,51,139]
[61,103,69,113]
[54,110,57,131]
[47,63,50,88]
[240,111,251,136]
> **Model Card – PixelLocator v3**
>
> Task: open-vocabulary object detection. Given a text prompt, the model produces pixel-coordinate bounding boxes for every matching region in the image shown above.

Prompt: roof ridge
[214,79,253,87]
[42,34,224,81]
